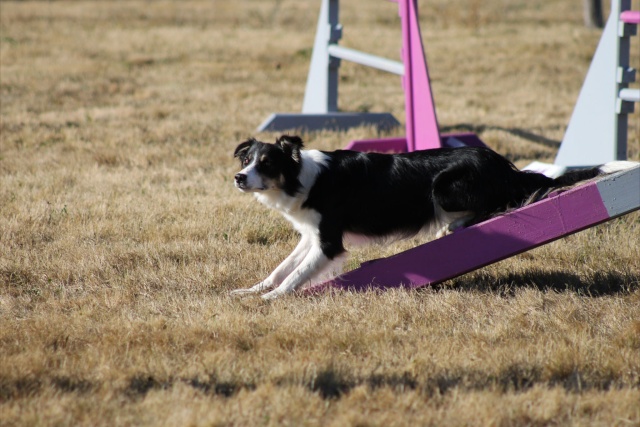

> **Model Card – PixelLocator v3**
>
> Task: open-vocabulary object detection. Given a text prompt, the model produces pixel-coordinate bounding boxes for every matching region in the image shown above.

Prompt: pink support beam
[400,0,440,151]
[309,166,640,293]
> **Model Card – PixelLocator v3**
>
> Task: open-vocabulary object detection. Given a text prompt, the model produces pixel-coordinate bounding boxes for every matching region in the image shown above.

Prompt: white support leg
[256,0,401,133]
[302,0,339,114]
[555,0,632,167]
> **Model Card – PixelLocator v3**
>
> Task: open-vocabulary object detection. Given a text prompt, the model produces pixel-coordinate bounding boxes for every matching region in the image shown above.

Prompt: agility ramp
[309,165,640,293]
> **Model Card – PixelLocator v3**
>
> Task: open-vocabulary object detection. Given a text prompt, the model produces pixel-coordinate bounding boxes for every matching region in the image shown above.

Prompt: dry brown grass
[1,1,640,426]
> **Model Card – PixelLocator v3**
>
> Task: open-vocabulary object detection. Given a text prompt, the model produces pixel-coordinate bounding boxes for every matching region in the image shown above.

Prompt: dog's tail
[526,160,638,203]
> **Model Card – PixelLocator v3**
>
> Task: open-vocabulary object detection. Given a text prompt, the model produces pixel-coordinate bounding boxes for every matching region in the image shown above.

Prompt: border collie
[231,135,636,299]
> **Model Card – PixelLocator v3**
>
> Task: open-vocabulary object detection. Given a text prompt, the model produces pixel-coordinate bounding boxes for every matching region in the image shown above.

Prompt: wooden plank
[310,166,640,293]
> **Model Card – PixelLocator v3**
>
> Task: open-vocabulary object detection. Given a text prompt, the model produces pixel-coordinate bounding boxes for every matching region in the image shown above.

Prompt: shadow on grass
[2,366,637,402]
[123,375,256,399]
[441,123,561,149]
[433,269,640,297]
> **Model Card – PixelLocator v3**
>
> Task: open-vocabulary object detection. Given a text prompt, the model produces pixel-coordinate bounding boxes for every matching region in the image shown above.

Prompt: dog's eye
[243,157,251,166]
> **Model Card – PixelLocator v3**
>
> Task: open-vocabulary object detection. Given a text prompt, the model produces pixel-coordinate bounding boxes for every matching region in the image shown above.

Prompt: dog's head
[233,135,304,196]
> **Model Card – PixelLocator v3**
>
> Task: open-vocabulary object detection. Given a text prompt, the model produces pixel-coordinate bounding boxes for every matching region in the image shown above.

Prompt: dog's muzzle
[234,173,247,189]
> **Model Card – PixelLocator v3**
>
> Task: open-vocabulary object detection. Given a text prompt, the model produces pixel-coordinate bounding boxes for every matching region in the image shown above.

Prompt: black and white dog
[232,135,635,299]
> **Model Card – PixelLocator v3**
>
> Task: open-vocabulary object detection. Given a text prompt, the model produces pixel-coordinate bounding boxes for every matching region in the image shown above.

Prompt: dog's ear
[276,135,304,149]
[276,135,304,163]
[234,138,255,158]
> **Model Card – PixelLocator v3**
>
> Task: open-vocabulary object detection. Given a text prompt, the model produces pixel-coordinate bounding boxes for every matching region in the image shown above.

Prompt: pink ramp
[309,166,640,292]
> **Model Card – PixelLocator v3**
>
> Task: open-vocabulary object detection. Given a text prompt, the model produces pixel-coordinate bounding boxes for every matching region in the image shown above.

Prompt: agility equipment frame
[258,0,485,151]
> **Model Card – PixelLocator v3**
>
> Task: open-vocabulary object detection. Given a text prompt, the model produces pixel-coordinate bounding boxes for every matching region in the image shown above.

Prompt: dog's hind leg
[230,234,313,296]
[432,165,483,238]
[433,203,475,239]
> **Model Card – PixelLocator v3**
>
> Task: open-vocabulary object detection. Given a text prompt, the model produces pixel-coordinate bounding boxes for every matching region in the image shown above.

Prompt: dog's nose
[235,173,247,184]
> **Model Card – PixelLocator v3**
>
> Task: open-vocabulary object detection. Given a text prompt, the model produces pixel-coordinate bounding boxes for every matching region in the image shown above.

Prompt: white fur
[434,205,474,238]
[236,156,265,190]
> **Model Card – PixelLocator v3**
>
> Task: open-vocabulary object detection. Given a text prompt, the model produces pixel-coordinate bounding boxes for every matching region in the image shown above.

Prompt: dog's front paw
[230,288,259,297]
[230,281,272,297]
[261,289,285,300]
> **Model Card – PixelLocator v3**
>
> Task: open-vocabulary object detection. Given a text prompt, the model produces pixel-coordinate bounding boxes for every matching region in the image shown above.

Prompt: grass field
[1,0,640,425]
